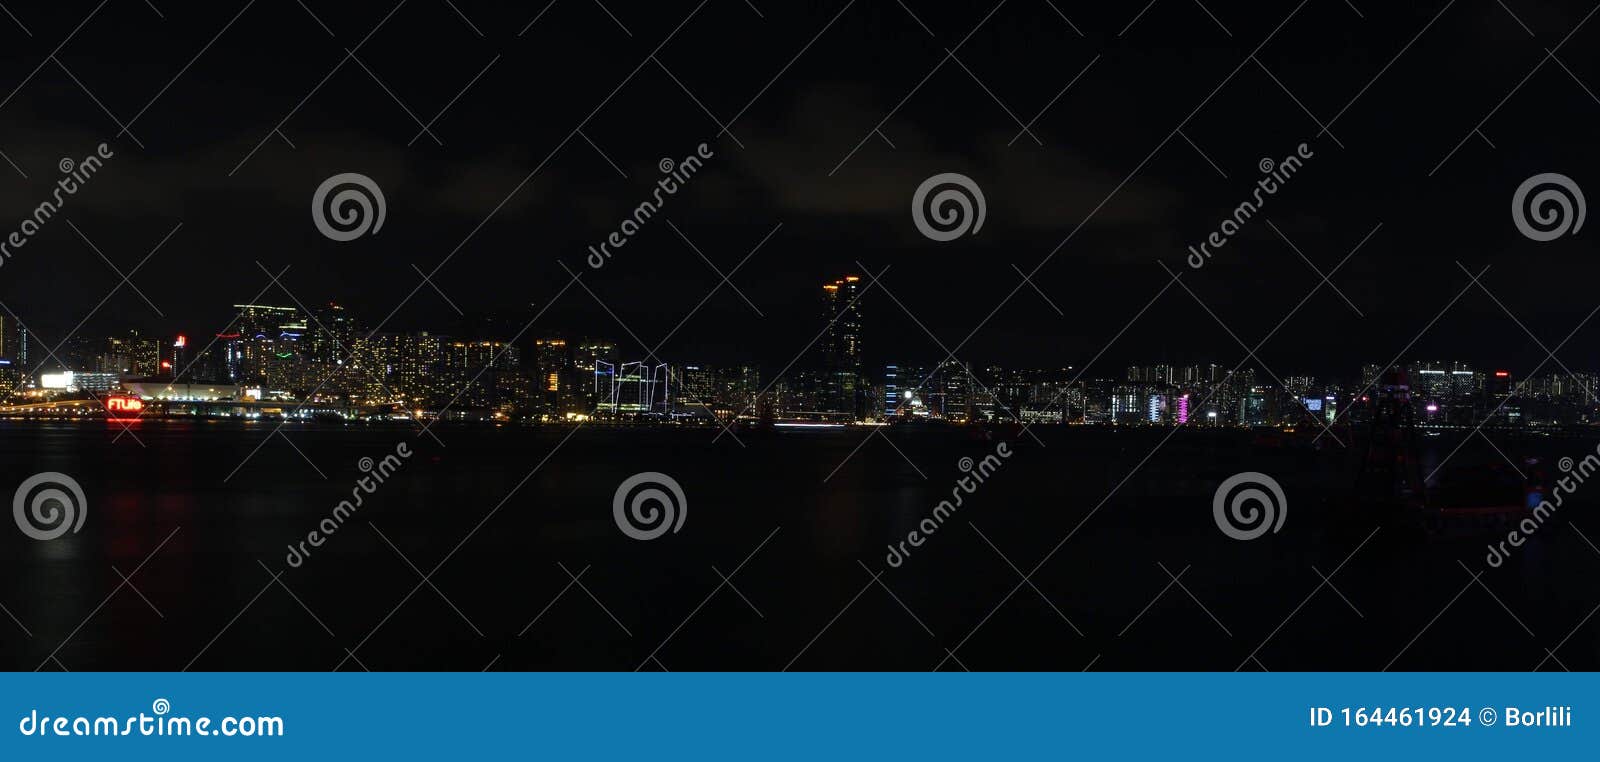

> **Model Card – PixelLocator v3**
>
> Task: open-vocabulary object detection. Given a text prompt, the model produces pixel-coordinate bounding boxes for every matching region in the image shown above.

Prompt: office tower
[310,302,360,364]
[532,338,569,415]
[676,365,716,408]
[884,365,899,419]
[819,275,864,420]
[574,339,617,414]
[0,314,22,362]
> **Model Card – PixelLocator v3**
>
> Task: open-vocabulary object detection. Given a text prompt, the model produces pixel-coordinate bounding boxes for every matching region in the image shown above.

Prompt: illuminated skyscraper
[0,315,22,363]
[819,275,864,419]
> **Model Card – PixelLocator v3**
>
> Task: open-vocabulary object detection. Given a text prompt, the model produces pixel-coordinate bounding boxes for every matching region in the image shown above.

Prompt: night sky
[0,1,1596,378]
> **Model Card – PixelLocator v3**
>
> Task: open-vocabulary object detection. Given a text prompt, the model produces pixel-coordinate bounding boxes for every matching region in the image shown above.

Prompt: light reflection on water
[0,420,1594,670]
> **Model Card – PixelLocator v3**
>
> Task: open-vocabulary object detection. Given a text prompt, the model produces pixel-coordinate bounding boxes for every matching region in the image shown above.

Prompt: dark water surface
[1,420,1596,671]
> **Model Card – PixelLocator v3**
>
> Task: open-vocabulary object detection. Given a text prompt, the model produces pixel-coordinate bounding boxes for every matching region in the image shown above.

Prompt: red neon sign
[105,396,145,419]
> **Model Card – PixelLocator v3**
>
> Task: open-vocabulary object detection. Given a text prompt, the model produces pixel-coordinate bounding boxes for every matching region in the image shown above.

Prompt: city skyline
[3,278,1598,430]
